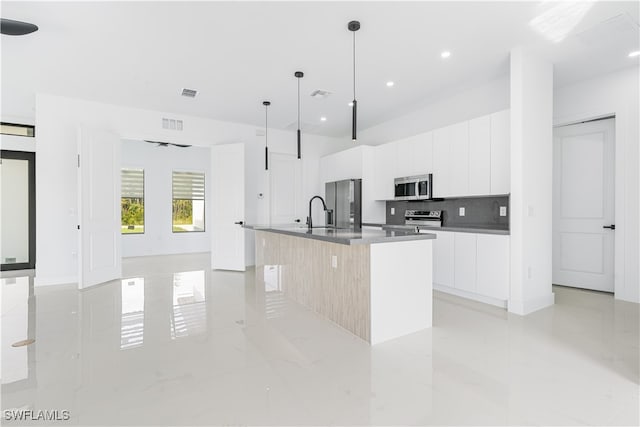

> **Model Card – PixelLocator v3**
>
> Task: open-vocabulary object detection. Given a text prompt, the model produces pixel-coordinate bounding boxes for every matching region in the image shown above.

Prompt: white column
[508,47,555,315]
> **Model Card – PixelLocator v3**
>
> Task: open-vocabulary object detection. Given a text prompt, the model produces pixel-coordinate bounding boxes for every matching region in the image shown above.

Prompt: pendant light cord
[297,78,300,128]
[353,31,356,100]
[265,105,268,147]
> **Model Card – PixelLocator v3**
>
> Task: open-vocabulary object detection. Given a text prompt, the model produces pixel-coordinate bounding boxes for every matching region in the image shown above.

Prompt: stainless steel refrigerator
[325,179,362,230]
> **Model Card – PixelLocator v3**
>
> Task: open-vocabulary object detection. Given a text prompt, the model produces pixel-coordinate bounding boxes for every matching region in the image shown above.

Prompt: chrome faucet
[307,195,328,230]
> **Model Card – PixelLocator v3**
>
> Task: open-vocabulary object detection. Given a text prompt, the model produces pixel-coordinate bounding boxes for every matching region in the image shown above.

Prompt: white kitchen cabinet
[432,126,451,198]
[468,115,491,195]
[320,146,364,184]
[431,230,454,287]
[449,122,470,197]
[411,131,433,176]
[395,138,414,178]
[490,109,510,195]
[373,142,397,200]
[453,232,477,293]
[476,234,510,300]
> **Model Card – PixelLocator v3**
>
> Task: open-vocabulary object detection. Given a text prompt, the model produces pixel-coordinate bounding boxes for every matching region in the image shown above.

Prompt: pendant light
[263,101,270,170]
[348,20,360,142]
[294,71,304,159]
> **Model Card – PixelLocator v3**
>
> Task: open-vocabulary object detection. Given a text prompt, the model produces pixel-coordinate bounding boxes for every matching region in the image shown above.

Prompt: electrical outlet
[331,255,338,269]
[500,206,507,217]
[459,207,465,217]
[390,207,395,215]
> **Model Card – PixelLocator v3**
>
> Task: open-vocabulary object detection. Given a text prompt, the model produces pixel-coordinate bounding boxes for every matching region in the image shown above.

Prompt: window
[121,168,145,234]
[1,122,35,137]
[172,171,205,232]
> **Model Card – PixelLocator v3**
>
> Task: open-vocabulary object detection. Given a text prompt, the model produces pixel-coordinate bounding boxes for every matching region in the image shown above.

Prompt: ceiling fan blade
[1,18,38,36]
[143,140,191,148]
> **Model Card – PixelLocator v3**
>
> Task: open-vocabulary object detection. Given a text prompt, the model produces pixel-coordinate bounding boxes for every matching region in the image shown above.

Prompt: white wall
[508,47,555,315]
[357,75,509,145]
[121,140,211,258]
[34,93,351,286]
[554,66,640,304]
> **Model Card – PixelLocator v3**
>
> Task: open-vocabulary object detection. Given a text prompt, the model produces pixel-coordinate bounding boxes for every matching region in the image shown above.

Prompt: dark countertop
[244,224,436,245]
[365,223,510,236]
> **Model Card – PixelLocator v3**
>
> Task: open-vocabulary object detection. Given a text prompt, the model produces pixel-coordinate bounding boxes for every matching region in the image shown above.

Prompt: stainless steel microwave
[394,174,432,201]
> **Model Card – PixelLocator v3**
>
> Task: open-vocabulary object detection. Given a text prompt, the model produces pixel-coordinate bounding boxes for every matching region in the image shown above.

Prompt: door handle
[603,224,615,230]
[234,221,244,225]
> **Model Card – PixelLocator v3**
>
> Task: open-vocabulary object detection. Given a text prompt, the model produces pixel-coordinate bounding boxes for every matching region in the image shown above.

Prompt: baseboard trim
[433,284,508,308]
[34,275,77,287]
[508,293,555,315]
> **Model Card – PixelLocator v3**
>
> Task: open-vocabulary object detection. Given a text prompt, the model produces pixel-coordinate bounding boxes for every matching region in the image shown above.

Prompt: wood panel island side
[251,226,435,344]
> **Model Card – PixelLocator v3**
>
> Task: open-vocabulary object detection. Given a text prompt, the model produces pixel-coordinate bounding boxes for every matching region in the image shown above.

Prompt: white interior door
[270,152,302,225]
[553,118,615,292]
[211,143,245,271]
[78,128,122,289]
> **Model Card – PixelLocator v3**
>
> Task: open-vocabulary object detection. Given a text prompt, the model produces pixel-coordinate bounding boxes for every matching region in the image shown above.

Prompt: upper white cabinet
[320,146,364,184]
[373,142,397,200]
[432,126,451,198]
[490,109,510,195]
[331,109,510,201]
[449,122,470,197]
[395,138,414,178]
[468,116,491,195]
[395,132,434,178]
[412,131,434,176]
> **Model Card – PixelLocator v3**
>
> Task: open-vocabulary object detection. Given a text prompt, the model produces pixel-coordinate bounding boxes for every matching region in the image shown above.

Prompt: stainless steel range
[404,210,442,229]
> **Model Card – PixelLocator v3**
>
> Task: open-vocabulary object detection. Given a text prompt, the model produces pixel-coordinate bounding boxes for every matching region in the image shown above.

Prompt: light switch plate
[500,206,507,216]
[459,207,465,217]
[390,207,395,215]
[331,255,338,269]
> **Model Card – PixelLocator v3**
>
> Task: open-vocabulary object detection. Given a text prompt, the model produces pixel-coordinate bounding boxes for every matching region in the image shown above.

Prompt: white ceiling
[2,1,638,137]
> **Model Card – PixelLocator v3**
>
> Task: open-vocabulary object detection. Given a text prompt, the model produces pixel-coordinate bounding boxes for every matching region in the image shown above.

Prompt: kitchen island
[249,225,435,344]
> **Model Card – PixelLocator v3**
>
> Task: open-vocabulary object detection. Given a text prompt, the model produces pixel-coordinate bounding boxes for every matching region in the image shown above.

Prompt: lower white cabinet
[453,233,476,293]
[431,230,510,306]
[432,231,454,287]
[476,234,510,300]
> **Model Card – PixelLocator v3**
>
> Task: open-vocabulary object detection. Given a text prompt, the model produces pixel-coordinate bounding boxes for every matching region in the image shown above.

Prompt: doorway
[1,150,35,271]
[269,152,302,225]
[552,118,615,292]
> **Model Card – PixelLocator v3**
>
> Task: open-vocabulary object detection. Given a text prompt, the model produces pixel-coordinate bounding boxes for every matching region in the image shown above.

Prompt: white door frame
[553,112,624,299]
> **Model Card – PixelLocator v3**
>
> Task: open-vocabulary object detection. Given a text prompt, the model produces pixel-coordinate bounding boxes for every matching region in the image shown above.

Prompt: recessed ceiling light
[348,102,354,107]
[441,51,451,59]
[629,50,640,58]
[320,117,327,122]
[386,81,394,87]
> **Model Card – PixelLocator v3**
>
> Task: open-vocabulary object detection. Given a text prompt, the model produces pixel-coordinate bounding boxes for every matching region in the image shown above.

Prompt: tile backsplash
[386,195,510,229]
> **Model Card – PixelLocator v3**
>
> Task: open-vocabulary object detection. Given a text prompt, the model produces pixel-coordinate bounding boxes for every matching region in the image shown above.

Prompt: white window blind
[121,168,144,198]
[172,171,205,200]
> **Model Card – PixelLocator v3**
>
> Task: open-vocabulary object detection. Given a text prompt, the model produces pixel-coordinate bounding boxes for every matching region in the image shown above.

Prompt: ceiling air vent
[181,88,198,98]
[310,89,332,99]
[162,118,183,131]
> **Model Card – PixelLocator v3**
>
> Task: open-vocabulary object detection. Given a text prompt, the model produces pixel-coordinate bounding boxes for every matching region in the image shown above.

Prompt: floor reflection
[171,270,206,339]
[0,254,637,426]
[120,277,144,350]
[263,265,285,319]
[1,275,33,385]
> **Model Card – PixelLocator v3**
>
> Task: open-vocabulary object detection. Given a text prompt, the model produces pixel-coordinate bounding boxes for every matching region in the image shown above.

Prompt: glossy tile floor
[1,253,638,426]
